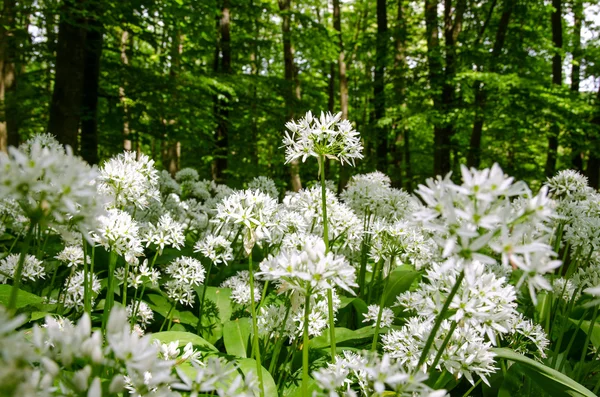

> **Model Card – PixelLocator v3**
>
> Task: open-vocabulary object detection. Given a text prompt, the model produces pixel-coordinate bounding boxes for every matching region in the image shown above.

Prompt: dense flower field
[1,112,599,396]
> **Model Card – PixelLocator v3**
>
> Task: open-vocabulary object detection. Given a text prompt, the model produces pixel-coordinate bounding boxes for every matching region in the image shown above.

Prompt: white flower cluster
[363,304,394,328]
[313,350,447,397]
[98,151,160,210]
[257,239,357,296]
[283,186,362,252]
[55,245,88,268]
[164,256,206,306]
[141,213,185,252]
[220,271,262,305]
[63,270,101,311]
[282,111,363,166]
[94,208,144,263]
[341,172,417,220]
[0,254,45,284]
[0,134,105,233]
[414,164,558,302]
[194,233,234,265]
[248,176,279,199]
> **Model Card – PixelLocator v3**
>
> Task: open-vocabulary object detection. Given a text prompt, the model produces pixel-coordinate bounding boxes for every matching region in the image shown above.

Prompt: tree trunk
[571,0,583,170]
[333,0,348,120]
[391,0,408,188]
[433,0,466,176]
[48,0,88,151]
[212,0,231,183]
[80,13,102,165]
[0,0,18,152]
[546,0,562,177]
[163,28,183,177]
[119,30,132,151]
[279,0,302,192]
[374,0,388,172]
[467,0,513,168]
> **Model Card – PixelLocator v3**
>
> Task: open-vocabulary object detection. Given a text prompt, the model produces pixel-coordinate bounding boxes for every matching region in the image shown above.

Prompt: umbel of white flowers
[282,111,363,167]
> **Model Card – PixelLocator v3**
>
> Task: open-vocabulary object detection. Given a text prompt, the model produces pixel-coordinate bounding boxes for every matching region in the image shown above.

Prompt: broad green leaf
[493,348,596,397]
[382,266,419,307]
[236,358,278,397]
[283,378,318,397]
[151,331,217,352]
[146,294,199,326]
[569,318,600,348]
[194,286,233,324]
[223,318,251,358]
[310,327,376,349]
[0,285,43,309]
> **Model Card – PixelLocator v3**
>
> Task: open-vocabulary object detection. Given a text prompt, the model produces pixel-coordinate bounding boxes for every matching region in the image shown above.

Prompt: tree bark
[48,0,88,152]
[163,28,183,176]
[467,0,513,168]
[120,29,132,152]
[546,0,562,177]
[571,0,583,170]
[80,11,102,165]
[212,0,231,183]
[333,0,348,120]
[279,0,302,192]
[0,0,18,152]
[374,0,388,172]
[391,0,408,188]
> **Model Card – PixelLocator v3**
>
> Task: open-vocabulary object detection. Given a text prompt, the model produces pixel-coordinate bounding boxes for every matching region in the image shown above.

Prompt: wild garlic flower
[248,176,279,199]
[341,172,417,220]
[0,134,105,233]
[93,208,144,263]
[283,186,363,251]
[291,289,341,339]
[117,259,161,289]
[98,151,160,210]
[257,239,357,296]
[175,168,200,183]
[63,270,101,311]
[414,164,559,302]
[141,213,185,252]
[194,234,234,265]
[282,111,363,166]
[0,254,45,284]
[213,189,278,251]
[164,256,205,306]
[127,301,154,329]
[546,169,593,200]
[507,315,549,359]
[382,318,496,386]
[55,245,88,268]
[220,271,261,305]
[363,305,394,328]
[397,261,518,345]
[313,351,447,397]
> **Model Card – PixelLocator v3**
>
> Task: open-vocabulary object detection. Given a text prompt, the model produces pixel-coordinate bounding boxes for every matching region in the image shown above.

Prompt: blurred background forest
[1,0,600,192]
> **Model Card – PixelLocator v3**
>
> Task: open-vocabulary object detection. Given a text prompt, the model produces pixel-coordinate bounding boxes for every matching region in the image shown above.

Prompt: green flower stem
[269,302,292,374]
[82,238,91,314]
[160,301,176,332]
[319,154,337,362]
[462,378,482,397]
[371,259,393,351]
[196,259,213,333]
[102,250,118,332]
[132,250,159,322]
[416,270,464,369]
[248,252,265,397]
[557,308,589,373]
[576,305,598,382]
[358,212,371,296]
[302,292,311,397]
[550,287,581,368]
[430,320,458,370]
[258,280,270,310]
[8,221,36,314]
[122,259,130,305]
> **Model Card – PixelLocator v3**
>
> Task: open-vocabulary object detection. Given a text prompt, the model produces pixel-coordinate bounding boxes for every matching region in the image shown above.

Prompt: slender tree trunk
[571,0,583,170]
[0,0,18,152]
[80,12,102,165]
[250,0,259,169]
[279,0,302,191]
[546,0,562,177]
[164,28,183,176]
[120,30,131,151]
[433,0,465,176]
[48,0,88,151]
[425,0,442,176]
[391,0,408,187]
[212,0,231,183]
[374,0,388,172]
[467,0,513,168]
[333,0,350,192]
